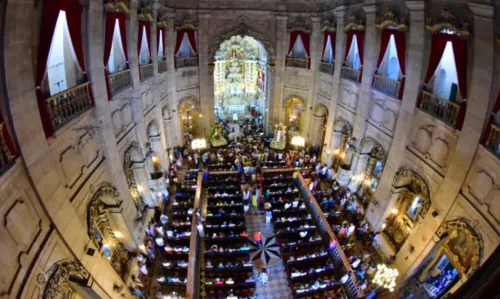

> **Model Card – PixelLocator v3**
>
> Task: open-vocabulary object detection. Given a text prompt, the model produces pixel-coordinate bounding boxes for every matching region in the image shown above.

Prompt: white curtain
[291,35,308,59]
[322,35,333,63]
[177,32,195,57]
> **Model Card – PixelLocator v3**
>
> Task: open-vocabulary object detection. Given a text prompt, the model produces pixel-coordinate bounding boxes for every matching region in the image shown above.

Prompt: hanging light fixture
[373,264,399,292]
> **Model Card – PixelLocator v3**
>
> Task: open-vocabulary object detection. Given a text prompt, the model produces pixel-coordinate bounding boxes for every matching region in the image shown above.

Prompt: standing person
[243,199,250,214]
[251,193,258,210]
[258,268,268,285]
[265,209,272,224]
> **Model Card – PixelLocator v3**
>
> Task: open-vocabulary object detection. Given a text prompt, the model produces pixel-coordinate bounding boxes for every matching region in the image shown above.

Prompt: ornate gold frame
[344,14,365,32]
[425,8,469,38]
[104,0,130,14]
[376,8,407,31]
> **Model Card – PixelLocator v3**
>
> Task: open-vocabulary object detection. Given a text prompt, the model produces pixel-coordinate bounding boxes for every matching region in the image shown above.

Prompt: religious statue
[270,123,287,150]
[210,123,228,147]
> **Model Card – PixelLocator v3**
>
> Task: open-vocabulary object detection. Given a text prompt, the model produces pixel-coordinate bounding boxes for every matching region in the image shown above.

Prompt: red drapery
[481,92,500,144]
[157,27,165,59]
[36,0,90,137]
[103,12,128,101]
[0,109,16,156]
[421,33,468,129]
[375,29,406,99]
[343,30,364,82]
[174,29,198,68]
[322,31,336,73]
[288,31,311,69]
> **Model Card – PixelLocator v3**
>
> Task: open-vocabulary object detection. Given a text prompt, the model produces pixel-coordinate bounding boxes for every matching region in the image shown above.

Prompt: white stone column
[165,12,181,146]
[396,1,496,278]
[304,16,321,143]
[85,0,142,252]
[352,4,377,139]
[270,16,288,129]
[366,1,425,229]
[322,6,347,164]
[198,12,212,138]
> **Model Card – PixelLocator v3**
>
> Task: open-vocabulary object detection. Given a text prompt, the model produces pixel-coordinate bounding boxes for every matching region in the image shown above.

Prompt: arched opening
[178,97,200,146]
[380,169,431,254]
[213,35,268,129]
[330,117,353,171]
[283,96,305,136]
[354,137,386,206]
[44,260,94,299]
[311,104,328,146]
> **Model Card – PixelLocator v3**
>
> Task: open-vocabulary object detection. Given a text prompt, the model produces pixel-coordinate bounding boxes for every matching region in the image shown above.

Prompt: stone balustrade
[108,69,132,97]
[486,123,500,158]
[419,90,460,126]
[45,82,93,132]
[341,66,361,82]
[286,57,309,69]
[319,62,334,74]
[373,74,401,98]
[176,57,198,68]
[139,63,154,81]
[158,60,167,73]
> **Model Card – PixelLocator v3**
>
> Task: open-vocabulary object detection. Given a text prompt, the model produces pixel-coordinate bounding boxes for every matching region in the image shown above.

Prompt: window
[407,195,423,220]
[46,11,82,96]
[107,19,126,73]
[139,26,150,65]
[291,35,307,59]
[177,32,195,58]
[346,36,361,69]
[431,41,459,101]
[378,35,401,81]
[158,30,164,61]
[322,34,333,63]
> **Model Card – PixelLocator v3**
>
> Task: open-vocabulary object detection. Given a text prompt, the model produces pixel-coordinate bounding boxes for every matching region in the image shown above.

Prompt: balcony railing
[419,91,460,126]
[176,57,197,68]
[341,66,361,82]
[486,124,500,158]
[158,60,167,73]
[139,63,153,81]
[108,69,131,97]
[286,57,309,69]
[373,74,401,98]
[45,82,93,132]
[319,62,334,74]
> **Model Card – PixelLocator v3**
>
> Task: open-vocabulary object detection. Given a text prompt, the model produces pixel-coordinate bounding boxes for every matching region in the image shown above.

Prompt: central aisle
[244,208,293,299]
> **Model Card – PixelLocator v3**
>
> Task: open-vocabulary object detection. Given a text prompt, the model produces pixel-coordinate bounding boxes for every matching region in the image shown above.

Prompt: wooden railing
[0,123,15,175]
[419,90,460,126]
[286,57,309,69]
[108,69,131,97]
[186,171,203,299]
[486,124,500,158]
[45,82,93,132]
[294,171,365,299]
[373,74,400,98]
[139,63,153,81]
[319,62,334,74]
[158,60,167,73]
[341,67,361,82]
[176,57,197,68]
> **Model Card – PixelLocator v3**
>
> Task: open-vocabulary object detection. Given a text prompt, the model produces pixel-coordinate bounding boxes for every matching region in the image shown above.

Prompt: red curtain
[288,31,311,68]
[288,31,299,55]
[394,30,406,99]
[103,12,128,101]
[481,92,500,144]
[174,29,198,68]
[344,30,354,62]
[0,109,16,156]
[376,30,392,70]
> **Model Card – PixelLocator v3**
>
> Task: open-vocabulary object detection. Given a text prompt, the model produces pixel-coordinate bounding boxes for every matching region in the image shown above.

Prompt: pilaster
[271,15,288,129]
[165,12,181,146]
[305,16,322,143]
[198,12,212,138]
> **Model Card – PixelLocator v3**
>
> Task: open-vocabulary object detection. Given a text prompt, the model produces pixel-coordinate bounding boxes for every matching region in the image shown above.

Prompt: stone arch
[162,105,171,119]
[124,141,144,169]
[283,94,306,109]
[87,183,121,245]
[359,136,386,163]
[208,22,276,63]
[333,116,353,136]
[392,168,431,219]
[178,96,199,113]
[147,119,160,137]
[313,103,328,117]
[44,259,89,299]
[435,219,482,277]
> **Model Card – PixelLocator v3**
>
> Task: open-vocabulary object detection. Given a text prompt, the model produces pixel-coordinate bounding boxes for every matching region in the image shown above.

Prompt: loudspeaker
[86,248,95,256]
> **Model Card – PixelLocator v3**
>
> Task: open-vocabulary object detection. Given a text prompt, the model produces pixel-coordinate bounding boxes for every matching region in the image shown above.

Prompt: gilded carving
[44,260,88,299]
[137,8,153,22]
[359,137,386,162]
[344,13,365,32]
[392,168,431,218]
[175,14,197,31]
[321,19,336,32]
[104,0,129,14]
[425,8,469,38]
[376,7,407,31]
[287,17,311,33]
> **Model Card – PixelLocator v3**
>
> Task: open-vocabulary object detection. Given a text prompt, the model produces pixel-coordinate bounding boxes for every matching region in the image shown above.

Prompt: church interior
[0,0,499,298]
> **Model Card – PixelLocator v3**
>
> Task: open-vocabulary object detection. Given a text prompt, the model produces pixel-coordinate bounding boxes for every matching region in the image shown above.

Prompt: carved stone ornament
[104,0,129,14]
[175,14,197,31]
[269,62,276,74]
[208,63,215,75]
[376,7,407,31]
[157,17,168,28]
[287,17,311,33]
[208,23,276,63]
[138,8,153,22]
[44,260,88,299]
[344,13,365,32]
[392,168,431,218]
[426,8,469,38]
[92,182,121,203]
[36,273,46,285]
[436,219,482,276]
[321,19,336,32]
[333,117,353,136]
[359,136,386,162]
[283,94,306,110]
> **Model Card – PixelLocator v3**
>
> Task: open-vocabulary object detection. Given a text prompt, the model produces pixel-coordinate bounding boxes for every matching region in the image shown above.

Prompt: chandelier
[291,136,305,147]
[191,138,207,150]
[373,264,398,292]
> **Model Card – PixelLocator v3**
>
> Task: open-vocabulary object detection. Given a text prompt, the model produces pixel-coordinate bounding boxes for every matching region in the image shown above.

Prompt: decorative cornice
[104,0,130,14]
[344,14,365,32]
[287,17,311,33]
[376,7,407,31]
[426,8,469,38]
[175,14,197,31]
[138,8,153,22]
[321,19,336,32]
